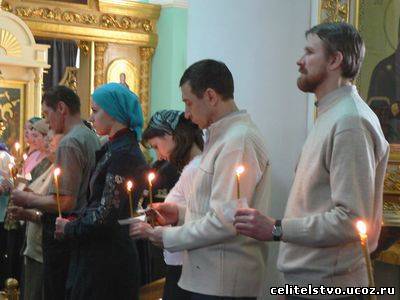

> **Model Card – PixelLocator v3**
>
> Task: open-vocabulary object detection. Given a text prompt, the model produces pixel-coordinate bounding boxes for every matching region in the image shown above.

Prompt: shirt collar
[316,85,357,115]
[205,110,249,145]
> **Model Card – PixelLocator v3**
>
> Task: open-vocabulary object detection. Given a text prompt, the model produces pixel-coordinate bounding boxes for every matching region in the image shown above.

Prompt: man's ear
[57,101,69,116]
[328,51,344,72]
[204,88,219,107]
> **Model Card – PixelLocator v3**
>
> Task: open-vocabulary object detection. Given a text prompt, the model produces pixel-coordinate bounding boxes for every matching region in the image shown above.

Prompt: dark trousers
[42,214,70,300]
[1,223,25,285]
[163,265,191,300]
[0,224,7,289]
[190,292,256,300]
[23,256,43,300]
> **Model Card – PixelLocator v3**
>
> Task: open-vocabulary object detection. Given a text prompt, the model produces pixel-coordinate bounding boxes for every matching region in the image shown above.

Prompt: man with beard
[234,23,389,299]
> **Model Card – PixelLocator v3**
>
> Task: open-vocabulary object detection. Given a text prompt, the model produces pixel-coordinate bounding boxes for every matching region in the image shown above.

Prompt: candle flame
[127,180,133,191]
[23,153,28,161]
[236,165,245,176]
[356,220,367,235]
[14,142,20,152]
[54,167,61,177]
[148,172,155,184]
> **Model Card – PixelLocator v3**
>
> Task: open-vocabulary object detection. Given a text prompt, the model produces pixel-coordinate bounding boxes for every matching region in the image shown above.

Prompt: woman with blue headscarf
[54,83,148,300]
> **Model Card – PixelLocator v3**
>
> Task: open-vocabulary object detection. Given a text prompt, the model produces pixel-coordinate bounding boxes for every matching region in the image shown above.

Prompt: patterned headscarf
[147,110,183,135]
[28,117,42,124]
[92,83,144,140]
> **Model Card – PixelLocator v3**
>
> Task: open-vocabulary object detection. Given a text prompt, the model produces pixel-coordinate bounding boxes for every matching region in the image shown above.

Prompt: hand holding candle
[53,167,61,218]
[235,165,245,199]
[8,163,17,188]
[126,180,134,218]
[356,220,377,300]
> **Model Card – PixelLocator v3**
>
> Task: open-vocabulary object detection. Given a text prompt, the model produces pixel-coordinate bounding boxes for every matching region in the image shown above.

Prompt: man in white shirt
[131,59,271,299]
[234,22,389,300]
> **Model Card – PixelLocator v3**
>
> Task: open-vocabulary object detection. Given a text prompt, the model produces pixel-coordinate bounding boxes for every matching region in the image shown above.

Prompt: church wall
[185,0,311,297]
[150,4,187,114]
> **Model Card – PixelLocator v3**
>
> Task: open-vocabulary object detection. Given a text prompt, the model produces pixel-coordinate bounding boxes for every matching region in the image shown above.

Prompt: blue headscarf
[92,83,144,140]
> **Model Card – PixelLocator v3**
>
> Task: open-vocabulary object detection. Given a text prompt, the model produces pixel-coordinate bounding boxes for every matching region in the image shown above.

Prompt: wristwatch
[272,219,282,241]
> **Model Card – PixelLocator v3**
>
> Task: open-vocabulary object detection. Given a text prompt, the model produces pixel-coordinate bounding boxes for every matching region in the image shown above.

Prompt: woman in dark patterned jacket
[54,83,148,300]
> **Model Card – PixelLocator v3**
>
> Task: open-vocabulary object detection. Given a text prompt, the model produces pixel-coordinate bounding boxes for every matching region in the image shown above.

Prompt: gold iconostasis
[0,0,160,123]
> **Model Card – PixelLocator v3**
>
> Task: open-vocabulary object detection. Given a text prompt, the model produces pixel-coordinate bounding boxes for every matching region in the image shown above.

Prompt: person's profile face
[31,129,46,152]
[147,134,175,161]
[296,34,329,93]
[89,101,113,136]
[181,82,211,129]
[120,73,126,83]
[24,122,34,145]
[42,102,63,134]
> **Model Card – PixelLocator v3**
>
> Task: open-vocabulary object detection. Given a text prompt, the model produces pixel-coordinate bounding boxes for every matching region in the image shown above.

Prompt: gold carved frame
[0,80,25,150]
[0,0,161,121]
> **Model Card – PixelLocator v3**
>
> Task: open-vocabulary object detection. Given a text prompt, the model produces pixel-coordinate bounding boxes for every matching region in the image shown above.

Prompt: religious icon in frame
[358,0,400,145]
[0,80,25,151]
[106,59,140,95]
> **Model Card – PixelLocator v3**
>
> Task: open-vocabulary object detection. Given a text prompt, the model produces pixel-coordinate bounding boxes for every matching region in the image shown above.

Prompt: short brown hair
[306,22,365,80]
[42,85,81,115]
[179,59,234,100]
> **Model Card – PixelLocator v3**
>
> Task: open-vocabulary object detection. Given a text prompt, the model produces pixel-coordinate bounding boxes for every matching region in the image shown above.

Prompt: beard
[297,67,327,93]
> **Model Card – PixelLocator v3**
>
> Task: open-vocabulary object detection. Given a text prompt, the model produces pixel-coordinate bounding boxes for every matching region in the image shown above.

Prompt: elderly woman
[55,83,148,300]
[22,117,44,177]
[8,126,64,300]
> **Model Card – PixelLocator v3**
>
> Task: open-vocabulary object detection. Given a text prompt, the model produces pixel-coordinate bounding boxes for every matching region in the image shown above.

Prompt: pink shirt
[23,150,46,176]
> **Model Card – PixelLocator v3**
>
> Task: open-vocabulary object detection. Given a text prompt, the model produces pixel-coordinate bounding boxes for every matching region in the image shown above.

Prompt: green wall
[150,6,188,115]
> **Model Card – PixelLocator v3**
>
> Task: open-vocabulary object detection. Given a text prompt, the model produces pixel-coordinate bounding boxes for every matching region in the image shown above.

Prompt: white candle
[127,180,134,218]
[147,172,155,206]
[356,220,377,300]
[235,165,245,199]
[53,167,61,218]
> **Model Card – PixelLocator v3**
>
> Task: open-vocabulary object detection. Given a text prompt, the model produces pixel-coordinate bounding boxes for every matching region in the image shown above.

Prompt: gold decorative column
[139,47,155,123]
[78,41,90,57]
[33,68,43,116]
[94,42,108,88]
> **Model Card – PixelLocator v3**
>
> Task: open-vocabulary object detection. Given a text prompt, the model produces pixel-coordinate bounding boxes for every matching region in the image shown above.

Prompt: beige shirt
[278,86,389,298]
[163,110,271,297]
[24,165,53,263]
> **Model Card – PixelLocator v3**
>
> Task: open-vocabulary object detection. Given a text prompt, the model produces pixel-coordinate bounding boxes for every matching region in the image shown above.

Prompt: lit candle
[53,167,61,218]
[356,220,376,298]
[235,165,245,199]
[147,172,156,227]
[147,172,155,206]
[126,180,134,218]
[14,142,21,157]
